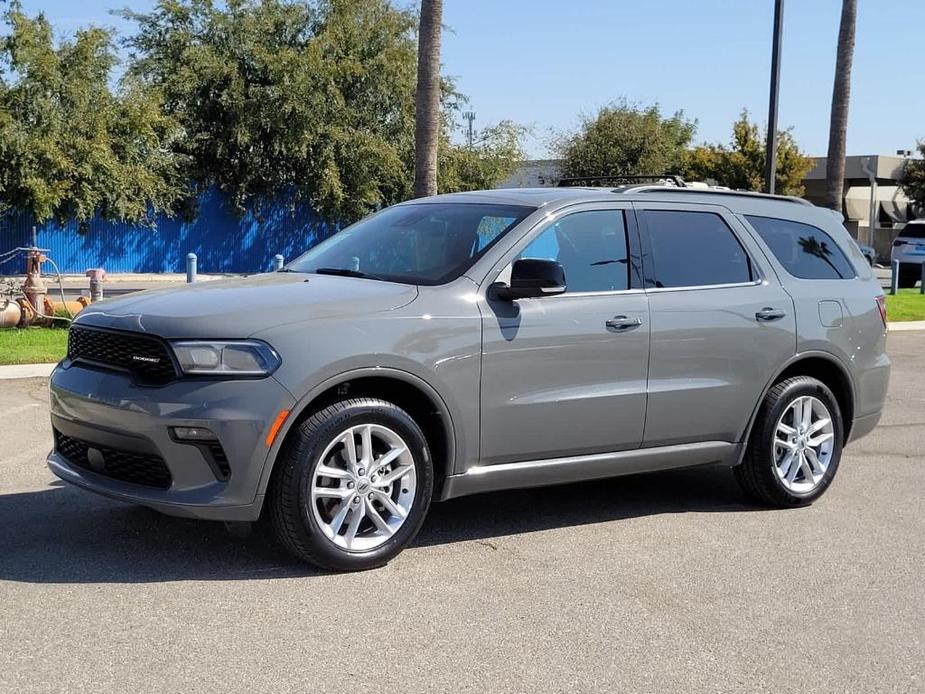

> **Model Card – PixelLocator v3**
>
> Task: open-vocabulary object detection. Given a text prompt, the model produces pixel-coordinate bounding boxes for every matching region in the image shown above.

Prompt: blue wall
[0,188,336,274]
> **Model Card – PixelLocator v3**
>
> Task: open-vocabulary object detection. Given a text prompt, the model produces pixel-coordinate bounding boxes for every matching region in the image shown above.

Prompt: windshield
[287,202,534,285]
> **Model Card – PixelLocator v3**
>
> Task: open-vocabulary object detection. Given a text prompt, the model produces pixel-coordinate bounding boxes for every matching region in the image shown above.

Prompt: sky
[17,0,924,159]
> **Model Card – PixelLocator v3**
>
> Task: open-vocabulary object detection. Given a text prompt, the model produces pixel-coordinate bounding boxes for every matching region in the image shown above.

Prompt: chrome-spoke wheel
[772,395,835,494]
[310,423,416,551]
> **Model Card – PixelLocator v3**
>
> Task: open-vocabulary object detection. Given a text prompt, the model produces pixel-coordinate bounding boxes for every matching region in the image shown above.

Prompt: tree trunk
[824,0,857,211]
[413,0,443,198]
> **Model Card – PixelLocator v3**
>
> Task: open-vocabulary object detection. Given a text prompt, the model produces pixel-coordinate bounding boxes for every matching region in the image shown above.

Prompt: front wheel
[734,376,843,507]
[269,398,433,571]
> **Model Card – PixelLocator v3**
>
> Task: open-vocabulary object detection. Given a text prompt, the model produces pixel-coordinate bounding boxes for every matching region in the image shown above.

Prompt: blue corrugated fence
[0,188,335,274]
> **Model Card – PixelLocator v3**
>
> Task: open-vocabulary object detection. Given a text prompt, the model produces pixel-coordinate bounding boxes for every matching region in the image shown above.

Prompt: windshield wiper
[313,267,385,281]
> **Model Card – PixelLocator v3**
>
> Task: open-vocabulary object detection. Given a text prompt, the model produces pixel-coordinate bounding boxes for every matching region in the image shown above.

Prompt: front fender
[255,366,462,502]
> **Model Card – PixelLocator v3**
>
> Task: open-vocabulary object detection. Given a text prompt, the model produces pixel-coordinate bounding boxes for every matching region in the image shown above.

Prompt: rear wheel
[269,398,433,571]
[898,266,920,289]
[734,376,843,507]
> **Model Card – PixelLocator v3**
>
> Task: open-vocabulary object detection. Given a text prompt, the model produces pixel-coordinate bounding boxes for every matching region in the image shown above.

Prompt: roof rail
[617,185,814,207]
[557,174,687,188]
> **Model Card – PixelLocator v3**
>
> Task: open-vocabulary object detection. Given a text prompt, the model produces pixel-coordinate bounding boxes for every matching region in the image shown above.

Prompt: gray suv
[47,185,890,571]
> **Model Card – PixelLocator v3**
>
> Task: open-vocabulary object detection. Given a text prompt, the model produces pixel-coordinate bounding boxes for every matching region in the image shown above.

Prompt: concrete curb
[888,320,925,332]
[0,363,55,380]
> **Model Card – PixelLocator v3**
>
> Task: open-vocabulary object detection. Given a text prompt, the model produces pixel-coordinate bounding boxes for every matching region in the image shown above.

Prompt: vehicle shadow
[0,465,760,584]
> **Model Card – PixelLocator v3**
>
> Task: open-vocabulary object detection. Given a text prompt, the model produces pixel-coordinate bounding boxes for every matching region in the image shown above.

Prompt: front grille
[55,431,173,489]
[68,325,178,384]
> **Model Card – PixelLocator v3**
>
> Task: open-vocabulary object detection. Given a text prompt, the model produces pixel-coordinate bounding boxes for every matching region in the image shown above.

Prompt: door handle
[605,315,643,331]
[755,307,786,322]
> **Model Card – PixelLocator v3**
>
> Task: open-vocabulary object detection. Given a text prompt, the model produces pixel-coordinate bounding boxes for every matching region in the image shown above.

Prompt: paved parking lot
[1,334,923,693]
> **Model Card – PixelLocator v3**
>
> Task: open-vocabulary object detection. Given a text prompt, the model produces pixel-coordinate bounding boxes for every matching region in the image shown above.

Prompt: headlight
[170,340,281,377]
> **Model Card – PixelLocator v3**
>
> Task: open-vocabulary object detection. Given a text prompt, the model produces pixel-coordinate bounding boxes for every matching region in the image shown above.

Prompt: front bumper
[47,361,296,521]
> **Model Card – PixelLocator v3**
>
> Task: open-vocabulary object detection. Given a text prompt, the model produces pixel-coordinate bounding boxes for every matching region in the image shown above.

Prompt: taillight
[876,295,887,327]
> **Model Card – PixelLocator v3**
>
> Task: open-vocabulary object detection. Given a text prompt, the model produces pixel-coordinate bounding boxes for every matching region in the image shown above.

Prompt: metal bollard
[273,254,285,271]
[890,260,900,295]
[85,268,106,302]
[920,262,925,294]
[186,253,198,283]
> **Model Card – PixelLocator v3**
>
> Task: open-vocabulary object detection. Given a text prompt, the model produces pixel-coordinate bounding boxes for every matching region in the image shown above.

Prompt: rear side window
[745,216,855,280]
[643,210,753,288]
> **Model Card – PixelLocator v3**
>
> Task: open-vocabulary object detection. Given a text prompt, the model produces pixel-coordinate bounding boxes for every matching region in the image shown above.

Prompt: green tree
[0,5,183,227]
[121,0,420,224]
[439,120,526,193]
[900,141,925,210]
[684,110,812,196]
[122,0,524,223]
[556,101,696,180]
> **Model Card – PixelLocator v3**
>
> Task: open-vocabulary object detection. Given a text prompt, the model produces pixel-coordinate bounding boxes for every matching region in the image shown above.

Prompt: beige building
[804,154,916,260]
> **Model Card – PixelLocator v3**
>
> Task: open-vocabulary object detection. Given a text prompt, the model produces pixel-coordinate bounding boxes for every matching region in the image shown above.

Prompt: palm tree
[413,0,443,198]
[824,0,857,211]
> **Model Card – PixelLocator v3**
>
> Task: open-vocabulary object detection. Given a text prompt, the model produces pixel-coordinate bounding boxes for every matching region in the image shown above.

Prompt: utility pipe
[861,156,878,249]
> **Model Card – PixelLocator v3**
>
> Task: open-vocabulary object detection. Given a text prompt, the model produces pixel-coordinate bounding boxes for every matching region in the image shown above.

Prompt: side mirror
[493,258,567,300]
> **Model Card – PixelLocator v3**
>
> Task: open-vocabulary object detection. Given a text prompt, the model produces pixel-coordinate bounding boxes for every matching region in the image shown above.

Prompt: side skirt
[440,441,741,500]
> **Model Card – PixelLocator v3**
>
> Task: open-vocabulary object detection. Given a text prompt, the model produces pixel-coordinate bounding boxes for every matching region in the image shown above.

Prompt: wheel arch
[738,351,856,464]
[257,368,458,504]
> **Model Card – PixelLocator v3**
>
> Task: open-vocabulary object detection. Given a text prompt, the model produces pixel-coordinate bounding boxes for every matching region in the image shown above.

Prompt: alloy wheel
[772,395,836,494]
[309,423,417,551]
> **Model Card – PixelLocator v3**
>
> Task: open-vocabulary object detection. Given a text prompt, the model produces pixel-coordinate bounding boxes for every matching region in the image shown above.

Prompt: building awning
[879,186,908,223]
[843,185,910,223]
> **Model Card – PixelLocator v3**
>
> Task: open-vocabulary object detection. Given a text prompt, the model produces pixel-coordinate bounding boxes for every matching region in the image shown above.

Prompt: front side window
[287,203,534,285]
[745,215,855,280]
[518,210,629,293]
[643,210,753,288]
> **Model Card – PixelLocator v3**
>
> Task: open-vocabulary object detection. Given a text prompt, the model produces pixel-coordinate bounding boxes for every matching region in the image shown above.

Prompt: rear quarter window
[745,215,856,280]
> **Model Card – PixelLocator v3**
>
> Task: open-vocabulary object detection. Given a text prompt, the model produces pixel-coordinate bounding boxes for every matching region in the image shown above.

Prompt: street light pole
[764,0,784,194]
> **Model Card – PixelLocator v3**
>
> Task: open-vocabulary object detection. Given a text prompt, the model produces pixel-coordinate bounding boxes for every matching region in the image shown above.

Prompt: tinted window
[899,223,925,239]
[745,215,855,280]
[644,210,753,288]
[287,203,533,285]
[519,210,629,292]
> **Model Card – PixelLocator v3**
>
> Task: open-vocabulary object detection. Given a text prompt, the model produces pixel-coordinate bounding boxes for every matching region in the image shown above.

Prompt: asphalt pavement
[0,334,923,693]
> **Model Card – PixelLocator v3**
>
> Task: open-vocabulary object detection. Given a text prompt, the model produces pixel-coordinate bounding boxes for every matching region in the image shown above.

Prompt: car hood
[73,273,419,338]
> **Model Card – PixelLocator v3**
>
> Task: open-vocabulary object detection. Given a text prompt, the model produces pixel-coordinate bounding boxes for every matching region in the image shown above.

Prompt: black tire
[269,398,433,571]
[898,268,919,289]
[734,376,843,508]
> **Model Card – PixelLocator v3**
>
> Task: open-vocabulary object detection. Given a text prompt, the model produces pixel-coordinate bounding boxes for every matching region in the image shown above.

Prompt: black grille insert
[68,325,178,384]
[55,431,173,489]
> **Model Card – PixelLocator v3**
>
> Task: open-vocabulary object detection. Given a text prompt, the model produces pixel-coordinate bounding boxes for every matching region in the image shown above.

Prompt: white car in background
[891,219,925,288]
